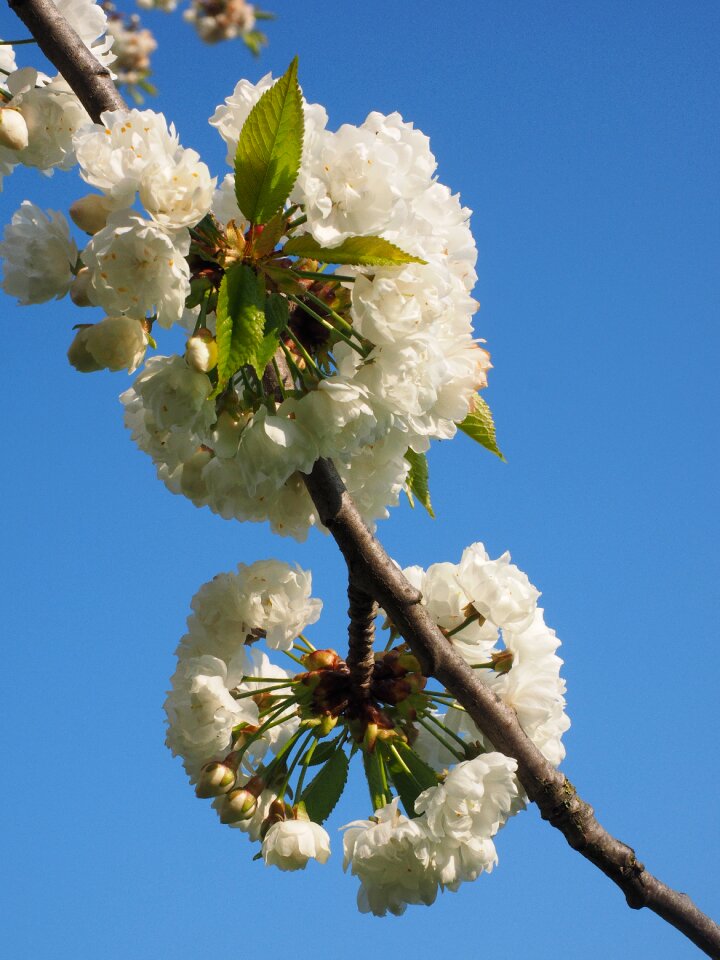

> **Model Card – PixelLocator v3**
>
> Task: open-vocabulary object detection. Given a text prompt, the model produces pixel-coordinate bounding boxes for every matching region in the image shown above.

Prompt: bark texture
[8,2,719,954]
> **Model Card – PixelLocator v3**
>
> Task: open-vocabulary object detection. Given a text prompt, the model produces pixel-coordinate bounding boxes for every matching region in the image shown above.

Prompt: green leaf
[254,292,289,374]
[300,739,338,767]
[457,393,505,461]
[283,234,426,267]
[234,57,304,225]
[214,262,266,392]
[382,741,439,819]
[404,449,435,518]
[362,749,389,813]
[393,741,441,791]
[300,748,349,824]
[252,211,287,258]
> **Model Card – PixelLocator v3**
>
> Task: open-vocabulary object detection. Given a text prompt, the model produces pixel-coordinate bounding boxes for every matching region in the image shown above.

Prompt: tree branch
[7,0,124,120]
[303,458,720,958]
[10,2,719,953]
[346,581,378,700]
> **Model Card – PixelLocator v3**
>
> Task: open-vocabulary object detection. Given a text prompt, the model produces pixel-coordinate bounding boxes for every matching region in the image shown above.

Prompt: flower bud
[301,649,340,672]
[195,760,236,798]
[185,328,218,373]
[218,788,258,824]
[0,108,28,151]
[69,193,113,235]
[363,722,378,752]
[69,267,93,307]
[316,714,338,737]
[67,315,147,374]
[67,325,102,373]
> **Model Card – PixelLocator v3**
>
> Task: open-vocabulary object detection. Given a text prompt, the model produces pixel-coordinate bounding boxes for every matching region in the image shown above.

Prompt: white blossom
[262,818,331,871]
[83,211,190,326]
[67,315,147,373]
[0,201,77,304]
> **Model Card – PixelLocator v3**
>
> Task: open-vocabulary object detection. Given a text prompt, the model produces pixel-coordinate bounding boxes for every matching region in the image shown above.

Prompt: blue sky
[1,1,718,957]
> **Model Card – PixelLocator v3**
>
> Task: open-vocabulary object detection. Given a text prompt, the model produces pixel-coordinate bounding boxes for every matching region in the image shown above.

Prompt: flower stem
[416,716,466,762]
[422,711,469,753]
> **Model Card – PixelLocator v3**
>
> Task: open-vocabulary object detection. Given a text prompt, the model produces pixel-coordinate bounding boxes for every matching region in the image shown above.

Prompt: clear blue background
[1,1,718,957]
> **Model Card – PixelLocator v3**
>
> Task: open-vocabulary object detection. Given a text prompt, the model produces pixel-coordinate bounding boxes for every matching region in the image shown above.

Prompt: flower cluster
[103,4,158,93]
[2,61,495,539]
[165,545,568,914]
[0,1,114,186]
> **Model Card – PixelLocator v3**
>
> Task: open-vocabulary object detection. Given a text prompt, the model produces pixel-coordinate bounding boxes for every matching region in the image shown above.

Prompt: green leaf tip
[283,234,426,267]
[404,449,435,518]
[234,56,304,226]
[457,393,505,461]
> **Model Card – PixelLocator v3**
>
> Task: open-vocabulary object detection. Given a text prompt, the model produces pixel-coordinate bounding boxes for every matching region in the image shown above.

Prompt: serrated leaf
[214,262,266,392]
[300,739,338,767]
[393,741,441,791]
[300,748,349,825]
[283,234,426,267]
[362,749,389,813]
[382,741,439,819]
[254,292,289,374]
[404,449,435,518]
[457,393,505,461]
[234,57,304,225]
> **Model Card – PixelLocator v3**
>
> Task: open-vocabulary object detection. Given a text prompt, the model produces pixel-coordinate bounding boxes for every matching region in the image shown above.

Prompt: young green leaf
[234,57,304,225]
[214,262,266,392]
[457,393,505,461]
[300,748,349,824]
[254,292,289,374]
[283,234,426,267]
[404,449,435,518]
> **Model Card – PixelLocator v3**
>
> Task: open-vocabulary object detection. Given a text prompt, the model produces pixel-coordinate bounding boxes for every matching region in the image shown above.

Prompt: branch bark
[346,581,378,700]
[7,0,124,120]
[8,2,719,954]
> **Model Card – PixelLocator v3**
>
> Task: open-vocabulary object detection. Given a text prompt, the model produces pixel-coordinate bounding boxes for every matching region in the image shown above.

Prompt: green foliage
[404,449,435,517]
[457,393,505,460]
[301,748,349,824]
[214,262,267,391]
[234,57,304,225]
[254,292,289,374]
[362,748,389,812]
[300,738,338,767]
[283,234,426,267]
[382,740,439,818]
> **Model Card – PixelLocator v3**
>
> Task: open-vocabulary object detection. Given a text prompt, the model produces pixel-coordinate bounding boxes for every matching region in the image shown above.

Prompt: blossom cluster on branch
[1,58,498,538]
[165,547,568,914]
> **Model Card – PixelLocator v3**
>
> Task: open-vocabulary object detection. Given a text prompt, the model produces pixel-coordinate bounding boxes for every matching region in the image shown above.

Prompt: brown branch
[346,581,378,699]
[10,2,719,953]
[303,458,720,959]
[7,0,125,121]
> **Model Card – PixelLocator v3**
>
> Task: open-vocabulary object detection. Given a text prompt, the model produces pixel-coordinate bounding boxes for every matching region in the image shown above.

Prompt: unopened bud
[185,329,218,373]
[69,193,113,235]
[316,714,338,737]
[70,267,93,307]
[67,326,102,373]
[0,108,28,151]
[301,649,340,672]
[396,653,421,675]
[219,788,258,824]
[195,760,236,798]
